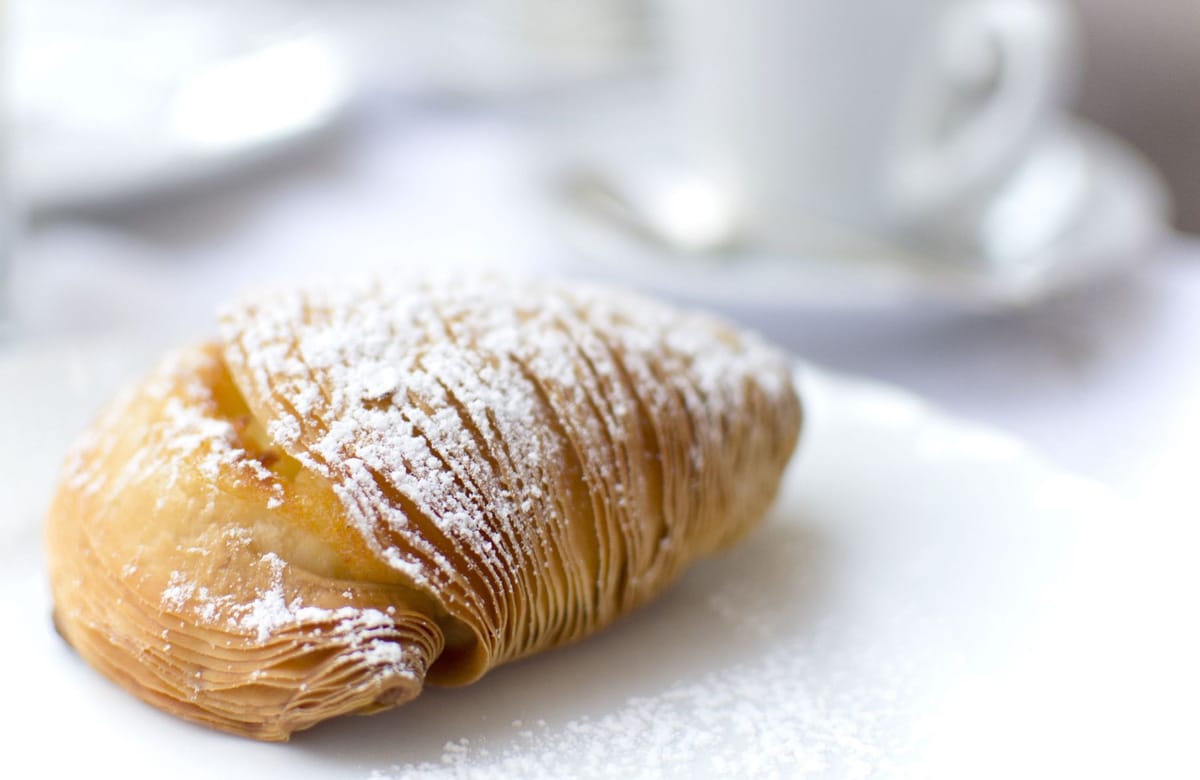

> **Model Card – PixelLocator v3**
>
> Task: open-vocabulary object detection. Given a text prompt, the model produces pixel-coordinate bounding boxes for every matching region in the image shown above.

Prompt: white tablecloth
[9,103,1200,513]
[5,100,1200,779]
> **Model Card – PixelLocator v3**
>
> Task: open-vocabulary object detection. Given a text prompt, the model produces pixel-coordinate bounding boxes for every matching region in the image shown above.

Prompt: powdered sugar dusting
[236,551,292,641]
[218,275,798,665]
[160,550,416,665]
[161,570,195,611]
[365,631,909,780]
[359,521,946,780]
[62,347,287,508]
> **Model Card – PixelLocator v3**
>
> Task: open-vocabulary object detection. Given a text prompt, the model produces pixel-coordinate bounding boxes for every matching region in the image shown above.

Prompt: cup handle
[890,0,1074,224]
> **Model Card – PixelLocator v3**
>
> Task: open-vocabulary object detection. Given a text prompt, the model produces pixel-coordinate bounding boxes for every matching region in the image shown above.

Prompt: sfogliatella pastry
[46,277,801,741]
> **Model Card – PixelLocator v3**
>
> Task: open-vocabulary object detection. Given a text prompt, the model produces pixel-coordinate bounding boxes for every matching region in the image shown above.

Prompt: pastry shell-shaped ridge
[46,277,801,740]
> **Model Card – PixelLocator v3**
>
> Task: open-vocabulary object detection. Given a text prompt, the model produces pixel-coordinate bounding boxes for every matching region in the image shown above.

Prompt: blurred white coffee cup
[660,0,1076,256]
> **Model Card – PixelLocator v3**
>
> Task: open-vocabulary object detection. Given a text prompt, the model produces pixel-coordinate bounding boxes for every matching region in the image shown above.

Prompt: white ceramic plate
[0,340,1194,778]
[11,0,352,212]
[9,0,646,213]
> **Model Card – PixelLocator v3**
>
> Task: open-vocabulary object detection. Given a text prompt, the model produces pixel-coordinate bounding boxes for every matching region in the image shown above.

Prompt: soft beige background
[1073,0,1200,233]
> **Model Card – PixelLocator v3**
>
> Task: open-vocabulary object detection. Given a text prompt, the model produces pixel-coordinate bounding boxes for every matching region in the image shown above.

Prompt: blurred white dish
[10,0,650,212]
[1,337,1194,777]
[553,119,1168,311]
[11,0,352,211]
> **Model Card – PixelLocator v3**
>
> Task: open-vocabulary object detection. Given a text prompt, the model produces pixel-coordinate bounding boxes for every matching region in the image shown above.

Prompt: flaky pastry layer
[46,278,801,740]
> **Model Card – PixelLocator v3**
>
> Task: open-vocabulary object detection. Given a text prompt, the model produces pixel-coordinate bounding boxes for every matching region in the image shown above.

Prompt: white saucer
[12,0,353,212]
[550,119,1169,312]
[10,0,654,213]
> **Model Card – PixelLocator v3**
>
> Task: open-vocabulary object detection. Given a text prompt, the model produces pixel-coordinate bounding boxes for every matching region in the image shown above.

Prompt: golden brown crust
[46,278,801,740]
